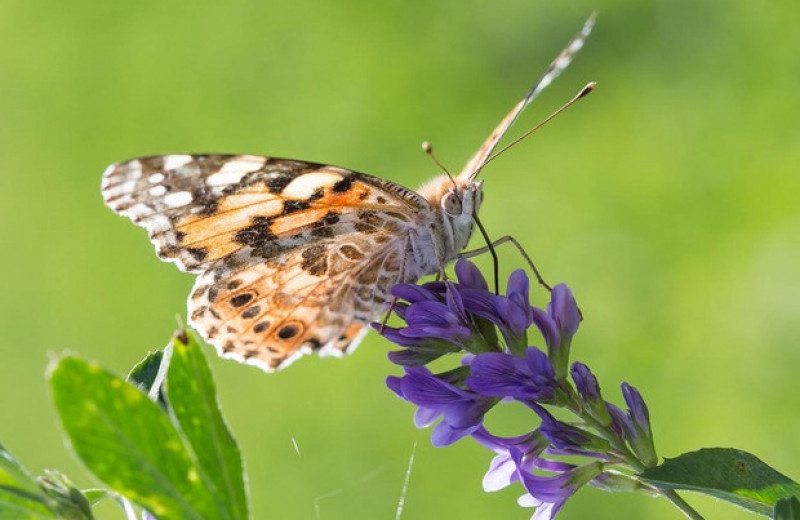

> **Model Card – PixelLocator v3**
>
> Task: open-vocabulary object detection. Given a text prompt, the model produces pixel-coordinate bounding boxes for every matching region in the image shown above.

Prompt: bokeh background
[1,0,799,518]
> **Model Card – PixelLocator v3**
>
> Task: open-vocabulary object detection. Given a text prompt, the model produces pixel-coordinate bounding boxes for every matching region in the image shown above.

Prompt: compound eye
[442,191,463,216]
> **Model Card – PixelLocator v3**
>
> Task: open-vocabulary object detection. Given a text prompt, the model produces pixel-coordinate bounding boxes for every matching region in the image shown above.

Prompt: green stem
[659,489,705,520]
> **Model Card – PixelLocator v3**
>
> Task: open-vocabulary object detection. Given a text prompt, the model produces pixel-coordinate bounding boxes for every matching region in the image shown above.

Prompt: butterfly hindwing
[188,231,407,370]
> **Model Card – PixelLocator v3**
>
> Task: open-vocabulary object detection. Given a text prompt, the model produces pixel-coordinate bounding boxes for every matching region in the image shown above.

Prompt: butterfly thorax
[414,175,484,274]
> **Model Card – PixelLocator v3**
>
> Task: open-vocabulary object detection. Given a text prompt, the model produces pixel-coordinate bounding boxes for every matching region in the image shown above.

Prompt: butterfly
[101,15,594,372]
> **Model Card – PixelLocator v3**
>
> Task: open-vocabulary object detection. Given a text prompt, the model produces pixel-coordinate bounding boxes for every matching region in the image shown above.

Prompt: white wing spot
[147,214,171,234]
[103,180,136,199]
[148,173,165,184]
[282,172,343,199]
[126,160,143,179]
[207,170,246,187]
[123,203,152,219]
[219,156,266,175]
[149,185,167,197]
[163,191,193,207]
[164,155,193,171]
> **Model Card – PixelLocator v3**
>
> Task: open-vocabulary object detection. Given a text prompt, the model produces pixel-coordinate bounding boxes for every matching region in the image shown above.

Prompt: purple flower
[378,260,662,519]
[393,294,470,344]
[571,362,600,401]
[621,383,651,437]
[606,402,633,439]
[386,342,459,366]
[533,284,581,377]
[454,269,537,352]
[492,269,535,342]
[602,384,657,467]
[387,366,495,446]
[571,362,613,426]
[531,405,591,451]
[455,258,489,290]
[512,449,603,520]
[374,282,472,363]
[466,348,557,401]
[471,427,548,492]
[548,284,581,341]
[621,383,657,467]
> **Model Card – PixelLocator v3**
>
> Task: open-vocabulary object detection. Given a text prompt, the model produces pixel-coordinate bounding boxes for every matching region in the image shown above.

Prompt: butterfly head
[418,175,484,261]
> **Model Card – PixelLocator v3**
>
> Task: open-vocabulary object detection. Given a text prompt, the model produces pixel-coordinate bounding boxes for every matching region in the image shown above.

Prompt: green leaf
[127,350,169,409]
[0,443,41,497]
[127,350,165,394]
[165,332,249,520]
[0,443,57,519]
[641,447,800,516]
[774,496,800,520]
[50,355,220,520]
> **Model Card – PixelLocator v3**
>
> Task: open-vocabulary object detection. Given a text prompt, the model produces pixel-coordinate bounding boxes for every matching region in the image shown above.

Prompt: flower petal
[483,453,519,492]
[467,353,535,398]
[399,368,468,407]
[531,308,560,353]
[413,406,440,428]
[431,421,477,447]
[391,283,439,303]
[455,259,489,290]
[548,284,581,340]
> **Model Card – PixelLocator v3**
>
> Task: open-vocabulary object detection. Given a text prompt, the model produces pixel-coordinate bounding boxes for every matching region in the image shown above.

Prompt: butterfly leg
[472,213,501,294]
[460,235,553,292]
[378,296,400,333]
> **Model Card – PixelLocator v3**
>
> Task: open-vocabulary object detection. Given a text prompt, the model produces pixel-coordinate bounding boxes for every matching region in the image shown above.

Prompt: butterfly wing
[102,154,428,270]
[188,230,408,371]
[459,13,596,181]
[102,154,431,370]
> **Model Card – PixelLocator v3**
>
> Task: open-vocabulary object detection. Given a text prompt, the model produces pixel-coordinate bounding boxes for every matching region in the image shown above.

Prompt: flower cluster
[374,260,658,519]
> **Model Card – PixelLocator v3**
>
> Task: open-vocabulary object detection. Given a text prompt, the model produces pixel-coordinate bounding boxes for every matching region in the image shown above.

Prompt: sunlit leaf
[642,448,800,517]
[165,332,249,520]
[50,355,219,520]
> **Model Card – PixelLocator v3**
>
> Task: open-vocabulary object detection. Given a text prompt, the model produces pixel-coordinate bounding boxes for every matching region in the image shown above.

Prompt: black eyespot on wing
[278,324,299,340]
[242,306,261,319]
[230,293,253,307]
[254,321,270,334]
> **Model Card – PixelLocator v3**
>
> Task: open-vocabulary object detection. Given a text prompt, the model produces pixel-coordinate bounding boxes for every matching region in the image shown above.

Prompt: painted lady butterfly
[101,16,594,372]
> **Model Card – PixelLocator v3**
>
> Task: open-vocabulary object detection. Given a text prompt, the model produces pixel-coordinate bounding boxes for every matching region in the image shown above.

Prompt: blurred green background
[1,0,799,518]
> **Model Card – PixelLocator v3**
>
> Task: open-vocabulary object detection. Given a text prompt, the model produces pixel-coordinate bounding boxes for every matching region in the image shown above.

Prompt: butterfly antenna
[479,81,595,170]
[463,12,597,182]
[422,141,457,186]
